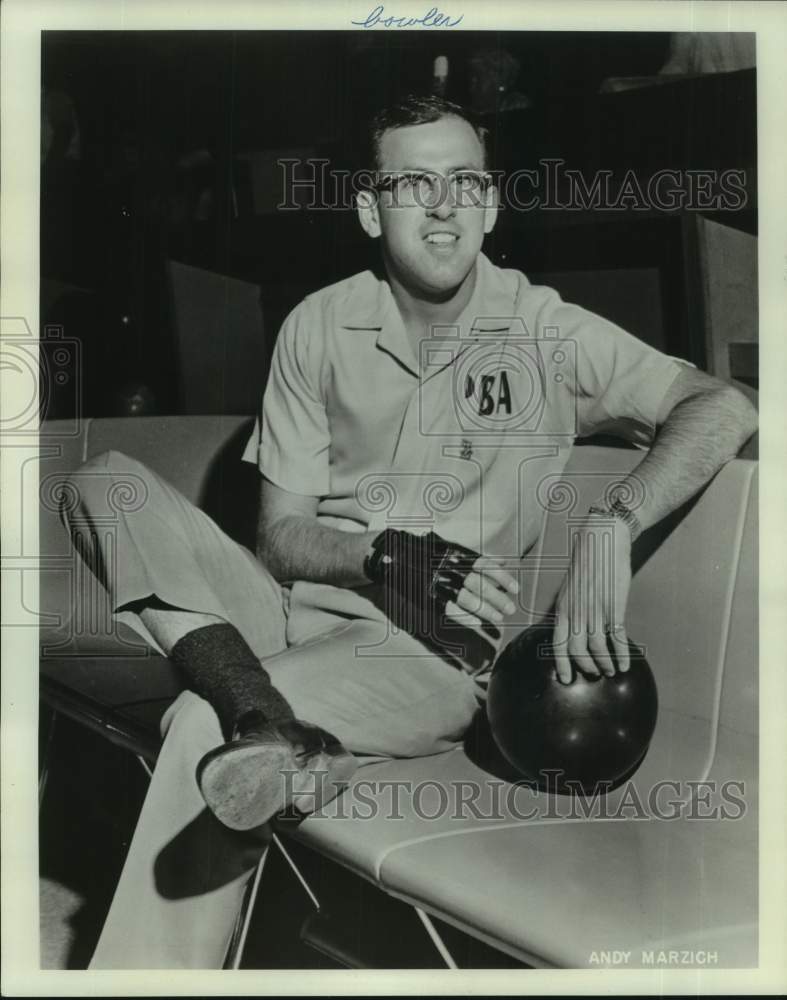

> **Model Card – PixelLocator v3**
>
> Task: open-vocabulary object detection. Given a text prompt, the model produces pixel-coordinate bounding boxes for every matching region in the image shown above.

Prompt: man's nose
[426,192,456,220]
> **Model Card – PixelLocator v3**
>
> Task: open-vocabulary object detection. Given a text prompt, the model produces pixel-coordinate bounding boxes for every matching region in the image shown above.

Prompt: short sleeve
[534,288,686,445]
[242,303,331,496]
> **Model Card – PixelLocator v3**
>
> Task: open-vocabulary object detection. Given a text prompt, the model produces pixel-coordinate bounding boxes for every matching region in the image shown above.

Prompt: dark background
[40,30,757,419]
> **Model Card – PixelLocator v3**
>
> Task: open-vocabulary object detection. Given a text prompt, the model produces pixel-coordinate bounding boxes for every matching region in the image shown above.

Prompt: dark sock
[170,623,294,739]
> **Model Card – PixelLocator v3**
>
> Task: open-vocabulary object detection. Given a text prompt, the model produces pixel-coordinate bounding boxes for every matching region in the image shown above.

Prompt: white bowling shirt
[243,252,684,651]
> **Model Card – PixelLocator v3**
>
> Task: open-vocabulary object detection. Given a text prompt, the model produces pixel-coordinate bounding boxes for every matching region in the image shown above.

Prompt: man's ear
[357,189,381,239]
[483,182,499,235]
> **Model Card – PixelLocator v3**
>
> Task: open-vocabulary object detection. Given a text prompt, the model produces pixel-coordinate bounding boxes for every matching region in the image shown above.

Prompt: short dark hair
[365,94,491,173]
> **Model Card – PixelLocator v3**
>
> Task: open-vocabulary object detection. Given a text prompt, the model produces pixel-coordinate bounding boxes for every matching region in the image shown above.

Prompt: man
[64,95,757,968]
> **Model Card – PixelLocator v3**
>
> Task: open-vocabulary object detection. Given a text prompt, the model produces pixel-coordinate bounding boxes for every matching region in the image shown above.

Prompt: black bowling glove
[363,528,479,614]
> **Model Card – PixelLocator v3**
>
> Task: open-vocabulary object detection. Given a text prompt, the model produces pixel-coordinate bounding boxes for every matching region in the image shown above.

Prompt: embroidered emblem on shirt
[464,371,513,416]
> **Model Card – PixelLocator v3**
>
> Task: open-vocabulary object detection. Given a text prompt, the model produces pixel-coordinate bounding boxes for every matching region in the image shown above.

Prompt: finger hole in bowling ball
[486,623,658,796]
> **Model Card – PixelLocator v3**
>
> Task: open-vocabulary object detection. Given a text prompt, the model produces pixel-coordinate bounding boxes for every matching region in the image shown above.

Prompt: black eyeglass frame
[371,169,494,204]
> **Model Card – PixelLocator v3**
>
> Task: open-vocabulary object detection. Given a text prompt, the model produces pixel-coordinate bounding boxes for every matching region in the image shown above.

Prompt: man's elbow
[712,383,758,454]
[258,512,314,582]
[726,384,758,445]
[256,518,288,579]
[744,393,758,438]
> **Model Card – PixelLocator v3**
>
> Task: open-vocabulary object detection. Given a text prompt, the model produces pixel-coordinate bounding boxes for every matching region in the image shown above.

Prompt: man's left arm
[553,366,758,682]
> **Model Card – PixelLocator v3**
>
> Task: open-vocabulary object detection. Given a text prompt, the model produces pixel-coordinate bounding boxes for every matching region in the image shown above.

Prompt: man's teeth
[426,233,458,244]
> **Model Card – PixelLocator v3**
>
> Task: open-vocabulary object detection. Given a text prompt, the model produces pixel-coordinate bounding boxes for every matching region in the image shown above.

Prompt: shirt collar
[338,253,519,373]
[338,253,516,331]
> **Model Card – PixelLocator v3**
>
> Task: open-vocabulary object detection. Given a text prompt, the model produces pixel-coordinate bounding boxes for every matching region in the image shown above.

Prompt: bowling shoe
[197,711,358,831]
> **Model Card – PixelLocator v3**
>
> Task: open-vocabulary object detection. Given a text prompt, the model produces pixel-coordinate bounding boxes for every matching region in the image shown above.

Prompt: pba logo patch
[464,370,513,416]
[417,322,577,438]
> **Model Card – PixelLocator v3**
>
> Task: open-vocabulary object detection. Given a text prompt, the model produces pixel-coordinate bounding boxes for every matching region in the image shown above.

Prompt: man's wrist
[363,528,396,584]
[587,498,643,542]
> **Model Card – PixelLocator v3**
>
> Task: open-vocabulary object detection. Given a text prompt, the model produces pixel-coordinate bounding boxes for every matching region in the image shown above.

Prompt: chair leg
[134,754,153,779]
[223,842,271,970]
[222,834,323,969]
[271,834,321,911]
[415,906,458,969]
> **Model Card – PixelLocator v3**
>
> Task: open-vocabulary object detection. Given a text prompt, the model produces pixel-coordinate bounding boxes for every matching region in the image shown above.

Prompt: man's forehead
[377,116,484,171]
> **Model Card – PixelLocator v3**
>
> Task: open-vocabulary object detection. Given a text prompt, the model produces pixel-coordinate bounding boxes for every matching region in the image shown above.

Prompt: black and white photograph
[1,0,785,994]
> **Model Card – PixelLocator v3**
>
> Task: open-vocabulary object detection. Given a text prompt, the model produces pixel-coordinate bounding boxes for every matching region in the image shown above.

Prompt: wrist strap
[363,529,477,599]
[588,498,642,541]
[363,528,400,584]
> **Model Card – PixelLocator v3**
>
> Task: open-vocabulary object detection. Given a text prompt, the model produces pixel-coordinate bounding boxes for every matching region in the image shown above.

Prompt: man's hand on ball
[552,514,633,683]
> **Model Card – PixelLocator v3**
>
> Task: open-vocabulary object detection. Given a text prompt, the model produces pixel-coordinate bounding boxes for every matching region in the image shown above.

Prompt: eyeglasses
[372,169,492,207]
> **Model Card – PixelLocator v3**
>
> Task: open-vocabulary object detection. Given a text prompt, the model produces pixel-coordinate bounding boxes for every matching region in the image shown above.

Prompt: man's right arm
[257,477,519,624]
[257,476,376,589]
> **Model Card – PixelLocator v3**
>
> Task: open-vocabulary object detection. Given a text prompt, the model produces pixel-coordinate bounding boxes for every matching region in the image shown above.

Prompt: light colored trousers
[65,451,483,969]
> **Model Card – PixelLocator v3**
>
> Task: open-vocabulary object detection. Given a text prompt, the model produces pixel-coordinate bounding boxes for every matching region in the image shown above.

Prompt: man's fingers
[588,575,616,676]
[562,543,600,679]
[462,571,517,617]
[609,626,631,672]
[586,526,617,676]
[444,599,483,631]
[608,568,631,673]
[471,558,519,597]
[567,635,601,679]
[552,613,573,684]
[587,632,615,677]
[454,585,505,625]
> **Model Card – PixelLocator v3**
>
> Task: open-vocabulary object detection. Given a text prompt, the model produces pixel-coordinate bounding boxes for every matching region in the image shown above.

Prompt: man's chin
[413,257,475,301]
[382,245,478,302]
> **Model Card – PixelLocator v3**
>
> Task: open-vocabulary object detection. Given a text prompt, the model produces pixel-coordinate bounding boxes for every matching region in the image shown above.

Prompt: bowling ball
[486,624,658,794]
